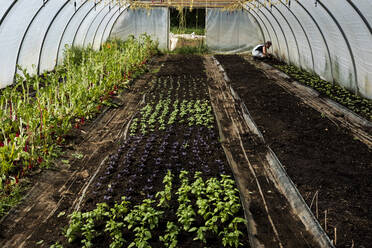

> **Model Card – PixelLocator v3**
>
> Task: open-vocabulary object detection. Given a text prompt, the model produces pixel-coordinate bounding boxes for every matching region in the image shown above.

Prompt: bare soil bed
[215,54,372,248]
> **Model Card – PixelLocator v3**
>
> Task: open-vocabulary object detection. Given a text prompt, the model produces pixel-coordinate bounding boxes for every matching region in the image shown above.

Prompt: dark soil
[19,55,250,248]
[215,54,372,248]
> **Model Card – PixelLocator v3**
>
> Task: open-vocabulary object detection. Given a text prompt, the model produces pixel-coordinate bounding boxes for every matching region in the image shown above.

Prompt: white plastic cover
[242,0,372,99]
[274,3,313,72]
[57,2,97,64]
[101,7,127,46]
[73,2,105,48]
[92,6,120,50]
[39,3,77,72]
[300,1,356,92]
[244,3,282,58]
[320,0,372,98]
[0,0,14,22]
[17,0,68,76]
[0,0,41,87]
[0,1,371,99]
[110,7,169,49]
[84,5,111,47]
[206,8,263,53]
[255,2,290,62]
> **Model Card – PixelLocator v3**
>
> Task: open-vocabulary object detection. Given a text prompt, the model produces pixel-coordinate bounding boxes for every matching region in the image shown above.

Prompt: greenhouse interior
[0,0,371,247]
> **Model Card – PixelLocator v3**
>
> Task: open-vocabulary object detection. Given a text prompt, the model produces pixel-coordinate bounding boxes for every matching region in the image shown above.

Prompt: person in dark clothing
[252,41,272,59]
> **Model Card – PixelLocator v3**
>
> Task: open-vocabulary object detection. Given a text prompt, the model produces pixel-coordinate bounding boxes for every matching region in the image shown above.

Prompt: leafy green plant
[159,221,180,248]
[105,197,130,248]
[274,63,372,121]
[0,35,158,212]
[156,170,173,208]
[49,241,64,248]
[176,171,196,231]
[220,217,246,248]
[59,171,247,247]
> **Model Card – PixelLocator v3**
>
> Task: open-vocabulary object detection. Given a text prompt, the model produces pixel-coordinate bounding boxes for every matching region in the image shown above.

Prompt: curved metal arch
[294,0,334,81]
[277,1,315,71]
[101,6,123,45]
[239,6,266,42]
[346,0,372,35]
[37,1,70,74]
[255,0,290,62]
[0,0,48,85]
[108,5,132,39]
[72,1,104,46]
[15,2,49,79]
[0,1,16,27]
[316,0,359,93]
[82,2,108,47]
[92,5,116,49]
[271,4,300,66]
[243,5,272,45]
[55,1,91,66]
[246,2,281,58]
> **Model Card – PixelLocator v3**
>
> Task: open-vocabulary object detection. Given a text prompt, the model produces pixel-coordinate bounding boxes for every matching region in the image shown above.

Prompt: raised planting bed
[215,54,372,248]
[37,55,250,248]
[271,61,372,121]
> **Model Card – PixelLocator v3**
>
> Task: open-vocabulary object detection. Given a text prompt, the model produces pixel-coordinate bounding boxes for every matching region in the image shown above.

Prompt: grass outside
[165,44,209,55]
[170,26,205,35]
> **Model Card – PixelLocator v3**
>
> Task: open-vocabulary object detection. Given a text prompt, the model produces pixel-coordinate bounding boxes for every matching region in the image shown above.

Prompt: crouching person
[252,41,272,59]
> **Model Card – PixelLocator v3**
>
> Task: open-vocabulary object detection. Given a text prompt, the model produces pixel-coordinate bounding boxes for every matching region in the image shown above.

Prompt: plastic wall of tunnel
[0,1,372,100]
[0,0,131,88]
[206,0,372,100]
[247,0,372,100]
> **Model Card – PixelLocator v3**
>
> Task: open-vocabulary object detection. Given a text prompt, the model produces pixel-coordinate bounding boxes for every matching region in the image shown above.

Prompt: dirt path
[0,57,164,247]
[215,54,372,248]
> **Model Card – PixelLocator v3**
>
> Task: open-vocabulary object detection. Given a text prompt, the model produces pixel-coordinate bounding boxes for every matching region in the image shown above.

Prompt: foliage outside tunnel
[170,7,206,35]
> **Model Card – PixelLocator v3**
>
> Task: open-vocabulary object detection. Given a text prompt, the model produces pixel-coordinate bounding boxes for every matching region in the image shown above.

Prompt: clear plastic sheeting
[57,2,97,65]
[92,6,120,50]
[39,3,77,73]
[101,7,126,49]
[300,1,356,92]
[243,0,372,99]
[17,0,68,76]
[0,1,127,86]
[321,0,372,98]
[72,2,105,49]
[110,7,169,49]
[0,1,14,22]
[0,0,41,87]
[0,1,371,99]
[84,5,111,47]
[206,9,263,53]
[273,3,314,72]
[255,2,290,61]
[244,3,282,58]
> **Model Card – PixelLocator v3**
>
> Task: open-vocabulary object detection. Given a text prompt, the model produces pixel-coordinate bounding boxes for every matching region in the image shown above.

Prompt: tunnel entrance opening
[169,7,206,51]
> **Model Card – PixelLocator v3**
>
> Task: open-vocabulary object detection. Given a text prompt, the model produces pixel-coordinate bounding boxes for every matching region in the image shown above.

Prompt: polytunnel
[0,0,371,98]
[0,1,371,248]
